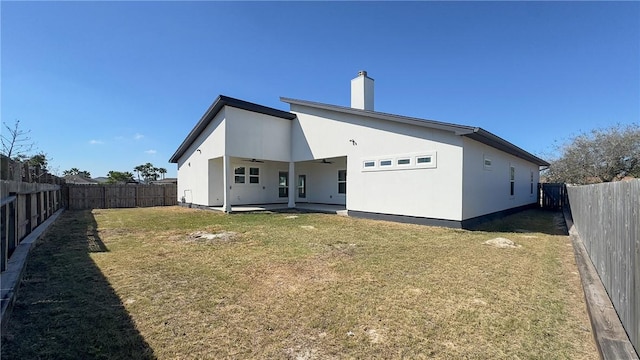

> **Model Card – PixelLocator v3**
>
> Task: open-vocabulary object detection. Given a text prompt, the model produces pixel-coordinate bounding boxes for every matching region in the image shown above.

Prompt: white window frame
[337,169,347,195]
[483,155,492,170]
[510,165,516,198]
[279,171,289,198]
[530,170,535,196]
[415,153,437,169]
[234,166,246,184]
[234,166,261,185]
[361,151,437,172]
[249,167,260,184]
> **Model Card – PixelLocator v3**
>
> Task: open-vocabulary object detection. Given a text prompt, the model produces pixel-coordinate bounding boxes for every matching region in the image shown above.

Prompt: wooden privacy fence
[66,184,177,210]
[1,181,62,272]
[567,180,639,355]
[539,183,568,210]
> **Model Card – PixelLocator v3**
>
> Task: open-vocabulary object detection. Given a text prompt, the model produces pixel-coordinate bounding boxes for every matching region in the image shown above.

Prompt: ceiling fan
[243,159,264,163]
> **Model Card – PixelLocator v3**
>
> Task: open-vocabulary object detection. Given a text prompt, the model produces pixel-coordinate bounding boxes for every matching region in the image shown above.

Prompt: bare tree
[1,119,34,159]
[544,123,640,184]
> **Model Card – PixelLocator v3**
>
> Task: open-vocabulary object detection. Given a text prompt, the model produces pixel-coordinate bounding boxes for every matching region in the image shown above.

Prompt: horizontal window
[416,156,431,164]
[380,160,392,166]
[397,158,411,165]
[364,161,375,168]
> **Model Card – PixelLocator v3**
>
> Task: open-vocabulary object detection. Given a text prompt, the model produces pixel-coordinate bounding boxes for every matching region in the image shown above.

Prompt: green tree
[26,153,49,170]
[134,164,145,182]
[157,167,167,180]
[107,171,134,184]
[544,123,640,184]
[134,163,162,183]
[63,168,91,178]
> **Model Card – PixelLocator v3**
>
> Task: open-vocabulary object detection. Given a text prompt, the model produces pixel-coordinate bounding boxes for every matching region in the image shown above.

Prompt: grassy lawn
[2,207,596,359]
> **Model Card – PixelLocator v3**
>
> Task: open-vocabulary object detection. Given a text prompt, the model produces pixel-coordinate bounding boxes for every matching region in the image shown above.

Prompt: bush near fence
[65,184,177,210]
[567,179,639,355]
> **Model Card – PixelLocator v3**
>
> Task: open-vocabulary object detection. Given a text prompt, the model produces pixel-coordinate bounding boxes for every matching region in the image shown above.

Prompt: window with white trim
[397,158,411,165]
[510,166,515,196]
[363,161,375,168]
[380,160,392,167]
[530,170,534,195]
[234,167,245,184]
[416,156,432,164]
[484,155,492,170]
[338,170,347,194]
[279,171,288,197]
[249,167,260,184]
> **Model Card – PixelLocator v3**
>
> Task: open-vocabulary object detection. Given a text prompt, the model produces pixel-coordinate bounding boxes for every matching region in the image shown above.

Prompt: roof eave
[281,97,549,167]
[281,97,477,135]
[466,128,550,166]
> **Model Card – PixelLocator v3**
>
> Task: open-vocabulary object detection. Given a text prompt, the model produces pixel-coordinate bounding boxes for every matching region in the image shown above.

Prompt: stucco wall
[290,105,464,221]
[225,107,292,162]
[461,137,540,220]
[176,110,226,205]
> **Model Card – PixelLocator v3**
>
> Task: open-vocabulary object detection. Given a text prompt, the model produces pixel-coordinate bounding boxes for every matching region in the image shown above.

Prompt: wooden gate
[539,183,568,210]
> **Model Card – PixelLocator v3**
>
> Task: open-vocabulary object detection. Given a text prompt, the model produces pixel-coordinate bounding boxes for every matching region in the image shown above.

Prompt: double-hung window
[234,167,245,184]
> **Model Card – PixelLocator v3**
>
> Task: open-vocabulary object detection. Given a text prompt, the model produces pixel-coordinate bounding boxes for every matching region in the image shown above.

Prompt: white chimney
[351,70,374,111]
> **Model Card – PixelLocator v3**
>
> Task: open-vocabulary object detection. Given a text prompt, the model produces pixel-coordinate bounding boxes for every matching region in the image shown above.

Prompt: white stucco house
[169,71,549,228]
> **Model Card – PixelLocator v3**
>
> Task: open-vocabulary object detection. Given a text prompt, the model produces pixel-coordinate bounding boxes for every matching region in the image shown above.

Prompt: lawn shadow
[1,210,156,359]
[471,208,568,236]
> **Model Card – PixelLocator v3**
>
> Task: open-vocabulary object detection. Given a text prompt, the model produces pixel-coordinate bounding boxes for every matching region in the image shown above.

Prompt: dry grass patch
[2,207,597,359]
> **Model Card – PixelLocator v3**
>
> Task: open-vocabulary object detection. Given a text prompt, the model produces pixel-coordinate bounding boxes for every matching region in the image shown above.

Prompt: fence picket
[568,180,639,354]
[65,184,177,210]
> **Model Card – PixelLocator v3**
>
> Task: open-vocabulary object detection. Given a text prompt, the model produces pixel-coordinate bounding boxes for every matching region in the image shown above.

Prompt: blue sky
[2,1,638,178]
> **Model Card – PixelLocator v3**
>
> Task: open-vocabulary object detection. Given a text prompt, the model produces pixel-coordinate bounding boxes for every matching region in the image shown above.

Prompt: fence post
[9,199,17,252]
[1,202,7,272]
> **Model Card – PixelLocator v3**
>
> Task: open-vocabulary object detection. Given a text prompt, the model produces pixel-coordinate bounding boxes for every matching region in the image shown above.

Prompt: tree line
[63,163,168,184]
[544,123,639,184]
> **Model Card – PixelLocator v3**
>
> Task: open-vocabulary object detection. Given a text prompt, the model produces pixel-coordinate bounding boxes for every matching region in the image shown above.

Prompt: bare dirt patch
[483,237,521,248]
[186,231,238,243]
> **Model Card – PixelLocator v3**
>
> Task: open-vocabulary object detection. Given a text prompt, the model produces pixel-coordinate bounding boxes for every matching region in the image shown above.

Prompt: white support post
[223,155,232,213]
[288,162,295,208]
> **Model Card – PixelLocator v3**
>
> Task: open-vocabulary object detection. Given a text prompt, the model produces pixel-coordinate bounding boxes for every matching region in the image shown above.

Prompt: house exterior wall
[290,105,464,221]
[225,107,291,162]
[176,109,226,205]
[208,157,224,206]
[461,137,540,220]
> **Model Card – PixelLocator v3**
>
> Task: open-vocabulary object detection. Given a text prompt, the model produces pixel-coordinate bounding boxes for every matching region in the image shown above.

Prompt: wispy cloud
[144,149,157,155]
[89,139,104,145]
[134,133,144,140]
